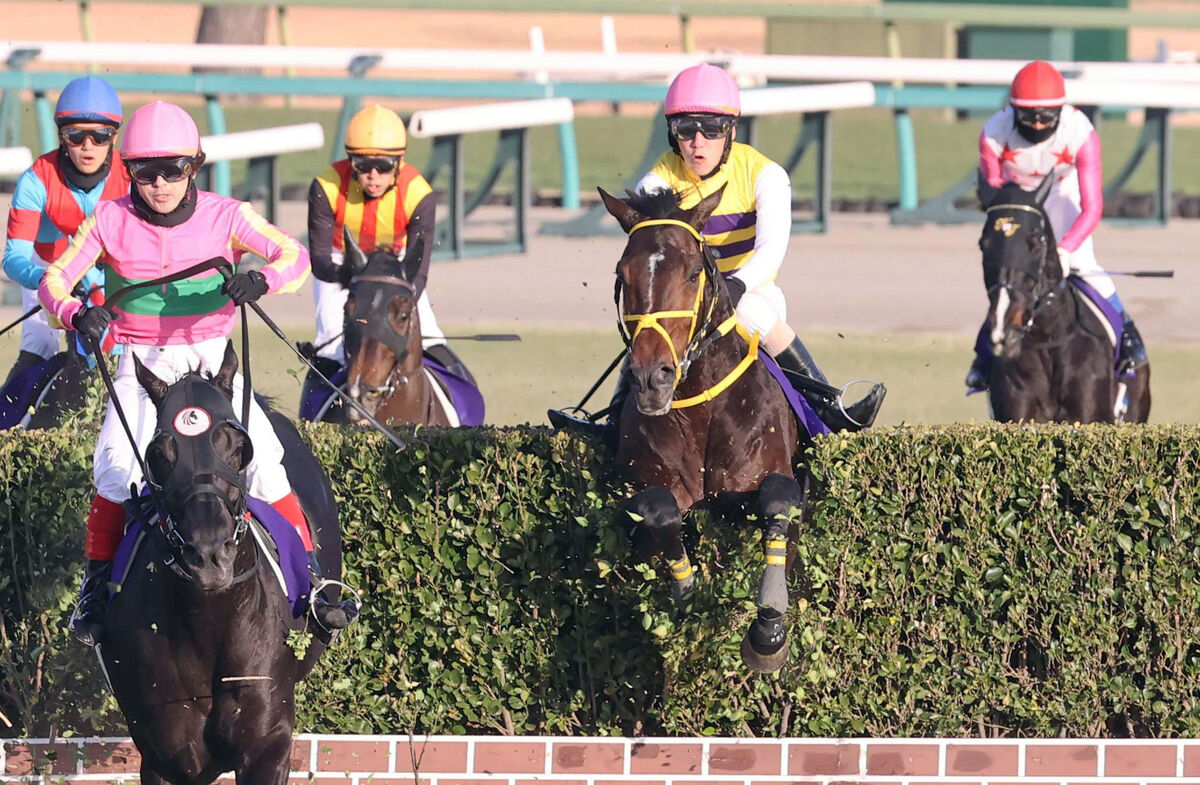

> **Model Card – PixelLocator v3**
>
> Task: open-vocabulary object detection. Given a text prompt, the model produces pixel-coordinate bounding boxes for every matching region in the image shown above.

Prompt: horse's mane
[990,181,1044,212]
[361,249,411,284]
[624,188,684,220]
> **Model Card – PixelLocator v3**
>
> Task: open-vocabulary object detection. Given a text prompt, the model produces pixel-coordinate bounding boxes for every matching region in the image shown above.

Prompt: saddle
[111,490,311,618]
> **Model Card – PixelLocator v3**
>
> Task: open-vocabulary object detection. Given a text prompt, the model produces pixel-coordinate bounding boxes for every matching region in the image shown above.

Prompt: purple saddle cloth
[1069,275,1124,365]
[300,356,485,426]
[110,491,310,618]
[0,353,68,430]
[758,351,832,439]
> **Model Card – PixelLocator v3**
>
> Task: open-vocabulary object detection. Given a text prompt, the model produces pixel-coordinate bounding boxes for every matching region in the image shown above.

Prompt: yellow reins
[620,218,759,409]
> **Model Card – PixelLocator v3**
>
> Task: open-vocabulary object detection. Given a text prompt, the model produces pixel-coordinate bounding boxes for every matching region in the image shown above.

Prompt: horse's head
[979,175,1060,358]
[338,228,425,424]
[133,342,253,591]
[600,186,727,415]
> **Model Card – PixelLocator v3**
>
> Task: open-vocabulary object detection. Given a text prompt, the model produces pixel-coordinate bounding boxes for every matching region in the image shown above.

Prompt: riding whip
[0,305,41,340]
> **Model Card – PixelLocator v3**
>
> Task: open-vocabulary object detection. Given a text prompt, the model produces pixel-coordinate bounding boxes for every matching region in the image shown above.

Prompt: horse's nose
[631,363,674,395]
[181,538,236,572]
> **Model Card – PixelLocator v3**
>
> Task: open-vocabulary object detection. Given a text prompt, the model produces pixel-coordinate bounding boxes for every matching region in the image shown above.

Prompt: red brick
[754,780,823,785]
[788,743,859,776]
[552,742,624,774]
[394,740,469,774]
[3,743,34,776]
[630,743,702,775]
[1186,744,1200,777]
[438,779,500,785]
[709,744,782,776]
[350,779,429,785]
[290,738,312,772]
[82,741,142,774]
[866,744,939,776]
[473,741,546,774]
[946,744,1018,776]
[1104,744,1177,777]
[675,780,744,785]
[316,739,391,773]
[519,780,588,785]
[290,778,350,785]
[1025,744,1098,776]
[598,780,669,785]
[19,742,79,775]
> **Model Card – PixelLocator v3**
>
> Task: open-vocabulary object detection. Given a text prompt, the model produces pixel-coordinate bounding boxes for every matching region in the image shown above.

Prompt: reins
[616,218,758,409]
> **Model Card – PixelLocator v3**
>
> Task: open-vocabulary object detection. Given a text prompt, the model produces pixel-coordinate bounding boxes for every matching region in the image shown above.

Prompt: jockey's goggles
[126,156,198,185]
[1014,106,1061,126]
[668,114,735,142]
[60,126,117,147]
[350,154,399,175]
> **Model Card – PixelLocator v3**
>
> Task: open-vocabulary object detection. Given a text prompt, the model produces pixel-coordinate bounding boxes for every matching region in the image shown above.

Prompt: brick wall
[4,736,1200,784]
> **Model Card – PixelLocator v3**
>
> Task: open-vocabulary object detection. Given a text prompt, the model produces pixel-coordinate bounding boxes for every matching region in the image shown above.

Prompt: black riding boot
[2,350,45,390]
[69,558,113,647]
[547,360,630,449]
[1118,315,1149,372]
[307,552,359,631]
[773,337,886,432]
[425,343,477,386]
[299,355,344,410]
[965,353,991,392]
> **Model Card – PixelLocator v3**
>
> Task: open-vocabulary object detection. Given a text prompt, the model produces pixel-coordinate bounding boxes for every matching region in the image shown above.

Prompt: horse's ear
[402,234,425,284]
[1033,172,1054,206]
[977,171,1000,208]
[343,227,368,276]
[214,341,239,397]
[133,353,168,408]
[599,187,644,234]
[687,185,725,232]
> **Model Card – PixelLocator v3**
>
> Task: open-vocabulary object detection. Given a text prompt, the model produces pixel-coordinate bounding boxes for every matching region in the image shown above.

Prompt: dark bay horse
[316,232,456,427]
[600,186,807,673]
[0,344,91,430]
[100,342,339,785]
[981,179,1150,423]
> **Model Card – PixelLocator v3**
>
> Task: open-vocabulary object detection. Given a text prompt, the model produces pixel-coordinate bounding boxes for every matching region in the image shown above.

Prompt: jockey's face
[353,154,401,199]
[673,115,735,178]
[134,172,190,214]
[61,122,115,175]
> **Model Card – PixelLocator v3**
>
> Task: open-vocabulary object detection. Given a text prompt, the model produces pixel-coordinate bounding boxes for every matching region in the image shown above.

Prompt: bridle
[984,202,1066,338]
[344,270,417,403]
[614,218,759,408]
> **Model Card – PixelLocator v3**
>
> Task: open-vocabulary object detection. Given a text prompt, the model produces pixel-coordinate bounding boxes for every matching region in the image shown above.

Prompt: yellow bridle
[619,218,759,409]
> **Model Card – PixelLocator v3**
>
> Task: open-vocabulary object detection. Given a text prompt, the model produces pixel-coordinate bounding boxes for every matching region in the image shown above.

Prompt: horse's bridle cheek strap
[622,271,706,385]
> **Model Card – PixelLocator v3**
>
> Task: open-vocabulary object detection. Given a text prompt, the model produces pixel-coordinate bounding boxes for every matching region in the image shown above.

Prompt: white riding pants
[312,251,446,362]
[1046,194,1117,302]
[734,281,787,342]
[94,337,290,505]
[19,282,60,359]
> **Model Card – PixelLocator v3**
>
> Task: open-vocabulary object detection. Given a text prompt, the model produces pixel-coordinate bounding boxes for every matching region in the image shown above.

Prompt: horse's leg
[625,486,694,613]
[741,472,804,673]
[139,760,167,785]
[234,729,294,785]
[1121,364,1152,423]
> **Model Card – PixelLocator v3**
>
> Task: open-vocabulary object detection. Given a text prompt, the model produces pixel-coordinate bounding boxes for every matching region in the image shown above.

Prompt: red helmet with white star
[1010,61,1066,108]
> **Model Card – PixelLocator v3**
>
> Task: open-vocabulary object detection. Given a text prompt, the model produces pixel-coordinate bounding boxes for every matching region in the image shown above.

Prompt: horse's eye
[688,267,702,283]
[147,435,177,484]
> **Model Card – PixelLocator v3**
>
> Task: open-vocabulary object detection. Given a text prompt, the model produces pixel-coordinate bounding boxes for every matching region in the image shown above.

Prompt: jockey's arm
[4,168,50,291]
[732,162,791,292]
[1058,131,1102,253]
[39,214,105,328]
[306,179,339,283]
[978,130,1006,189]
[405,192,436,294]
[230,203,310,295]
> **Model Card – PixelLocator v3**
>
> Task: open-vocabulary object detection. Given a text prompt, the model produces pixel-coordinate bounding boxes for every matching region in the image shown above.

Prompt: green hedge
[5,423,1200,738]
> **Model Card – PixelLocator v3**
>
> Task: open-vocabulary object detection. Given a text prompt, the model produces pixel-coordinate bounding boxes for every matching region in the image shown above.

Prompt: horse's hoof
[670,576,695,616]
[740,607,788,673]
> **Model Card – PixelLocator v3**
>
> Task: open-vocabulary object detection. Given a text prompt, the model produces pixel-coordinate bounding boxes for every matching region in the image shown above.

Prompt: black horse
[980,179,1150,423]
[600,187,808,673]
[99,342,341,785]
[0,345,91,430]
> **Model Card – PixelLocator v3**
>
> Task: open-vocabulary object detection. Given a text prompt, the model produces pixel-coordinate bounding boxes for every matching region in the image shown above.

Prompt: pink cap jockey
[665,64,741,117]
[120,101,204,160]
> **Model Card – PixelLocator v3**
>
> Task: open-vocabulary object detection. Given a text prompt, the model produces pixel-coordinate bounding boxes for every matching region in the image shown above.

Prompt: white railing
[0,146,33,176]
[407,98,574,138]
[740,82,876,116]
[199,122,324,162]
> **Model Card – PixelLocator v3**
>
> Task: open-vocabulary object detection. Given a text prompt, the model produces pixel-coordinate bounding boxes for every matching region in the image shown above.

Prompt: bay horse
[100,342,340,785]
[981,178,1150,422]
[317,232,456,427]
[600,186,807,673]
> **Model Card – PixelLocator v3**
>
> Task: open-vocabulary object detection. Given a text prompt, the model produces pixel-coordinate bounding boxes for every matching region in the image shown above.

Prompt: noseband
[614,217,760,408]
[345,272,417,400]
[984,202,1065,335]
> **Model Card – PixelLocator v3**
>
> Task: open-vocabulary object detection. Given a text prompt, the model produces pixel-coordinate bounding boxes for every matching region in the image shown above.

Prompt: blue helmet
[55,76,123,128]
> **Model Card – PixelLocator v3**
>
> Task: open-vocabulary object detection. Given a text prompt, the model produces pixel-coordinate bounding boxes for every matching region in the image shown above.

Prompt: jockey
[39,101,358,646]
[555,64,885,438]
[967,59,1148,391]
[2,76,127,386]
[302,103,471,404]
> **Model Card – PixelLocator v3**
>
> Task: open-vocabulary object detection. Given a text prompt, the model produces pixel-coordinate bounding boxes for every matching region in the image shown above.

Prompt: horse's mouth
[634,391,674,417]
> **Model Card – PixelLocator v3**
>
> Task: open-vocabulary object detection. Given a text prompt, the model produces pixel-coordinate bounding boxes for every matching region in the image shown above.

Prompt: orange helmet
[345,104,407,156]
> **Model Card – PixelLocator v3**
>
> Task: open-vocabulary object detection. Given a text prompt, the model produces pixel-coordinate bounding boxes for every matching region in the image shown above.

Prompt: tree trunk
[194,5,269,74]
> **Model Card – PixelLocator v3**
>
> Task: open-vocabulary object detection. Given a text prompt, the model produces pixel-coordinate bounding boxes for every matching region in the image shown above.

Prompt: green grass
[6,326,1200,427]
[13,103,1200,201]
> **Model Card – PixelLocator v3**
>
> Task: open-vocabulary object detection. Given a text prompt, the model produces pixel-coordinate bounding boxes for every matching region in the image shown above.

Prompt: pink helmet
[121,101,203,160]
[664,64,740,117]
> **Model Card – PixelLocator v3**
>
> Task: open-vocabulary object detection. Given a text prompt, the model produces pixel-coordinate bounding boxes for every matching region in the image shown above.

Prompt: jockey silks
[317,160,431,254]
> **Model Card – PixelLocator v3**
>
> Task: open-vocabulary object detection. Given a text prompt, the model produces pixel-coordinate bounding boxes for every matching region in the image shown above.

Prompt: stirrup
[309,578,363,633]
